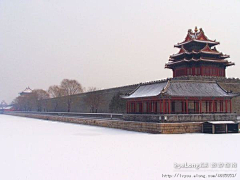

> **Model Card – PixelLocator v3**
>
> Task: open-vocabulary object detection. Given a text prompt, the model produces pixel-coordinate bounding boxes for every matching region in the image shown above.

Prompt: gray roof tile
[123,80,237,99]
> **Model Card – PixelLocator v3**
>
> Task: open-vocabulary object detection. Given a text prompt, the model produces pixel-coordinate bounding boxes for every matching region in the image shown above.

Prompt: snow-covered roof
[22,87,32,93]
[165,80,237,97]
[175,27,219,47]
[20,87,33,95]
[123,82,168,99]
[175,39,219,47]
[123,80,238,99]
[206,121,237,124]
[166,58,234,68]
[2,106,13,110]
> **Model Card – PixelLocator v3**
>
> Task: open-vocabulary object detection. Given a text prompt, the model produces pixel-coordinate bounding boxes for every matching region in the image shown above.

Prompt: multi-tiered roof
[165,27,234,75]
[19,87,33,96]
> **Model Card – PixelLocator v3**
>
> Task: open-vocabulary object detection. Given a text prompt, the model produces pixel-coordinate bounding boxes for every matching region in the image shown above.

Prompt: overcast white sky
[1,0,240,104]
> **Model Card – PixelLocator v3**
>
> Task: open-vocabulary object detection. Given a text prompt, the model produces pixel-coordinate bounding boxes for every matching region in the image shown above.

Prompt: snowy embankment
[0,115,239,180]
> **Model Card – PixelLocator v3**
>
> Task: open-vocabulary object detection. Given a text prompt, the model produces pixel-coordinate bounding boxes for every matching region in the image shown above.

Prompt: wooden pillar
[159,100,162,114]
[127,102,129,113]
[136,102,138,113]
[196,101,199,113]
[132,102,134,113]
[155,101,157,114]
[213,100,215,113]
[148,101,150,113]
[129,102,131,113]
[193,101,196,113]
[225,100,228,113]
[216,100,218,113]
[168,99,171,114]
[151,101,154,113]
[196,101,198,113]
[135,102,137,113]
[153,101,155,113]
[216,100,218,112]
[163,99,166,114]
[152,101,154,113]
[130,102,132,113]
[220,100,222,112]
[130,101,133,113]
[139,102,141,113]
[206,101,208,113]
[186,99,189,114]
[155,101,157,113]
[133,102,136,113]
[139,102,142,114]
[199,100,202,114]
[151,101,153,113]
[182,100,184,114]
[230,99,232,113]
[209,101,212,113]
[221,100,224,112]
[221,100,222,112]
[145,102,148,113]
[128,102,130,113]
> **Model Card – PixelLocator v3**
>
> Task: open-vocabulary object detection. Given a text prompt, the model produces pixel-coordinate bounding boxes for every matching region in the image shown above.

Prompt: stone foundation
[123,113,237,123]
[5,112,202,134]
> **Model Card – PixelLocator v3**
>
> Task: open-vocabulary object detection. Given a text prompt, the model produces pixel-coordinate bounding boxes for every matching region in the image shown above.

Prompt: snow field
[0,115,239,180]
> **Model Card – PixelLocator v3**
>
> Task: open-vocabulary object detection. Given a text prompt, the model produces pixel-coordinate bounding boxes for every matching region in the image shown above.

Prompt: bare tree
[32,89,50,111]
[60,79,83,96]
[12,96,24,111]
[87,87,97,92]
[85,87,104,113]
[48,85,64,111]
[12,89,49,111]
[12,94,35,111]
[33,89,49,100]
[60,79,83,112]
[48,85,64,98]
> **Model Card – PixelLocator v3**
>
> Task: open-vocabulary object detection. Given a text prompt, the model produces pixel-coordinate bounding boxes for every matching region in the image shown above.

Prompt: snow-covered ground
[0,115,239,180]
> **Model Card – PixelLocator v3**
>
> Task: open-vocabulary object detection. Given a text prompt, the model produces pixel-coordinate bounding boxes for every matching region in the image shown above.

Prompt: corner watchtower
[165,27,234,77]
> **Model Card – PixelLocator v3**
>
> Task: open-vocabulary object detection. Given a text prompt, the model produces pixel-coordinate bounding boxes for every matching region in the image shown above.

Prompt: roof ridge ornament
[194,26,198,33]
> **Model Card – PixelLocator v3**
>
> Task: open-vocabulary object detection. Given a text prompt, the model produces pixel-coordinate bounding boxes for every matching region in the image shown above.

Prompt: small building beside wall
[0,106,14,114]
[202,121,239,134]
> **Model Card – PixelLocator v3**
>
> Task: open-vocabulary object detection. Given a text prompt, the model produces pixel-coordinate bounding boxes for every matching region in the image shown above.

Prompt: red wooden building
[123,27,238,114]
[166,27,234,78]
[124,80,237,114]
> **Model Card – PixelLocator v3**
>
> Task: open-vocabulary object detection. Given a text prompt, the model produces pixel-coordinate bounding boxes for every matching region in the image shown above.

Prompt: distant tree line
[12,79,112,113]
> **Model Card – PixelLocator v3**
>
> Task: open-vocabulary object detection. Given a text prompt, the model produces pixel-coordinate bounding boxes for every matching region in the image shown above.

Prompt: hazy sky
[1,0,240,104]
